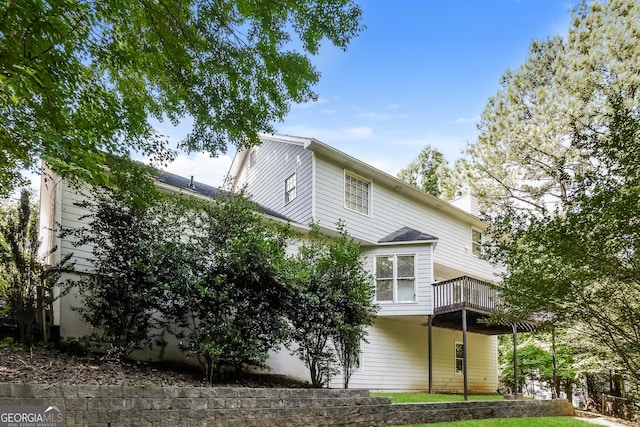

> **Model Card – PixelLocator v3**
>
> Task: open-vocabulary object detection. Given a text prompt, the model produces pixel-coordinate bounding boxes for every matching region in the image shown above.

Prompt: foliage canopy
[0,0,363,195]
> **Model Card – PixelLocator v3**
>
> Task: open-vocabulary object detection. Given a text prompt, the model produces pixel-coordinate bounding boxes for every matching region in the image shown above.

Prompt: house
[39,134,531,394]
[228,133,535,394]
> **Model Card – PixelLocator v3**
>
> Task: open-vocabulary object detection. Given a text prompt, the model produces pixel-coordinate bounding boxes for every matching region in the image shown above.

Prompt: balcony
[431,276,535,335]
[433,276,499,314]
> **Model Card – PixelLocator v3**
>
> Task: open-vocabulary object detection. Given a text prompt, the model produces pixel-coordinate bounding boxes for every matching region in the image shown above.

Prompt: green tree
[459,1,640,215]
[498,331,576,399]
[66,180,168,359]
[0,0,363,196]
[477,0,640,385]
[287,222,376,388]
[165,193,293,383]
[0,190,72,344]
[70,178,293,377]
[397,145,459,199]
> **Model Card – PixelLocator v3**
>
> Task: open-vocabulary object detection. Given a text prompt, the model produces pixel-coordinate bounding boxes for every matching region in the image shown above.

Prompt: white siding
[236,139,313,225]
[336,317,497,393]
[314,155,495,280]
[365,245,433,316]
[59,181,95,272]
[430,327,498,394]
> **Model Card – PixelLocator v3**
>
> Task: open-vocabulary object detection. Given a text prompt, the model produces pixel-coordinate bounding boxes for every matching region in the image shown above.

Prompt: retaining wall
[0,383,575,426]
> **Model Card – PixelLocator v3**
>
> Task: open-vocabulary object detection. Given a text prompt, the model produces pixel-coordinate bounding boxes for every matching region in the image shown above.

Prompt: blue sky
[156,0,577,187]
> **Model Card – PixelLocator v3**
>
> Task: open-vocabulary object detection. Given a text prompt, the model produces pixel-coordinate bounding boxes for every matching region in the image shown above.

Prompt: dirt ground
[0,345,307,388]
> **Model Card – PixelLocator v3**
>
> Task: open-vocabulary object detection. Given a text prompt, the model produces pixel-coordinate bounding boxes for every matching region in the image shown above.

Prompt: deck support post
[512,323,518,399]
[428,315,433,393]
[462,308,468,401]
[552,326,558,399]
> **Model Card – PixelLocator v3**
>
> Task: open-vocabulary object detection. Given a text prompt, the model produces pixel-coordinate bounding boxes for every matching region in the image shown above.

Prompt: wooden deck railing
[433,276,499,314]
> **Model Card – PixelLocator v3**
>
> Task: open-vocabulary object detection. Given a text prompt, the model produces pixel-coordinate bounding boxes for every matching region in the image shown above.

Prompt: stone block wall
[0,383,574,426]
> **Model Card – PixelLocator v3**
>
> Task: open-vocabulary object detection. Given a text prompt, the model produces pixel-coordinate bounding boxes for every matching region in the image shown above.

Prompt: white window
[284,172,297,204]
[471,228,483,257]
[249,150,257,168]
[375,254,416,302]
[455,342,464,375]
[344,171,371,216]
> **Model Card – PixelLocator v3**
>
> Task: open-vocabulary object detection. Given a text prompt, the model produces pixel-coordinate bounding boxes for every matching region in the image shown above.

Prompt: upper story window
[284,172,297,204]
[471,228,483,257]
[375,254,416,302]
[344,171,371,216]
[249,150,257,168]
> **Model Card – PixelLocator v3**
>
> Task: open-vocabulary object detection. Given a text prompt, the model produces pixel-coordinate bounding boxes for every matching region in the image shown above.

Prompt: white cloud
[160,152,233,188]
[279,124,374,142]
[385,103,402,110]
[355,112,410,120]
[356,112,393,120]
[453,115,480,125]
[291,97,329,109]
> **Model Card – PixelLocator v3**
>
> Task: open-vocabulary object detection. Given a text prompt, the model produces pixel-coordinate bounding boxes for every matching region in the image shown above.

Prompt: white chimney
[450,193,479,216]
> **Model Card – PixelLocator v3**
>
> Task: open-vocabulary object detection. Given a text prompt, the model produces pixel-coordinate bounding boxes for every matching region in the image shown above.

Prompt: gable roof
[156,170,292,222]
[378,227,439,244]
[228,133,487,229]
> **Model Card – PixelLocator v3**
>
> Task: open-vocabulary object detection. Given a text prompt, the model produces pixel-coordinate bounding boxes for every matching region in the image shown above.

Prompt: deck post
[552,326,558,399]
[428,315,433,393]
[462,308,468,401]
[512,323,518,399]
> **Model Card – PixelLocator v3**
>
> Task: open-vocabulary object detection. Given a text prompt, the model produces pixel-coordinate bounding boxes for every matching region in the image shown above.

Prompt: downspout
[311,151,317,223]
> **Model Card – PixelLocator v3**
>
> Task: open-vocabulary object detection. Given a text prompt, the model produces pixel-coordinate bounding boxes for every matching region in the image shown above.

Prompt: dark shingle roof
[378,227,439,244]
[156,170,291,222]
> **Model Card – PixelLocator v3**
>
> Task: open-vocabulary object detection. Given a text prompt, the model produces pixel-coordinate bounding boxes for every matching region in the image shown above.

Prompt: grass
[370,392,506,403]
[391,417,594,427]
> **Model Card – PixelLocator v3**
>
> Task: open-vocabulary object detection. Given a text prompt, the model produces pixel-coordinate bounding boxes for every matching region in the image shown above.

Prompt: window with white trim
[455,342,464,375]
[375,254,416,302]
[284,172,297,204]
[249,150,257,168]
[471,228,483,257]
[344,172,371,215]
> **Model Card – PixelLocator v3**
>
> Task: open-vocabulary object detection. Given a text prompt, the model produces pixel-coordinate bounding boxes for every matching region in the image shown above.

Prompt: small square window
[284,172,297,204]
[375,254,415,302]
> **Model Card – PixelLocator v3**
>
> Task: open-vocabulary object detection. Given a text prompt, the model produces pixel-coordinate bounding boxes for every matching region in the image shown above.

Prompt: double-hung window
[284,172,297,204]
[344,171,371,216]
[375,254,416,302]
[471,228,483,257]
[455,342,464,375]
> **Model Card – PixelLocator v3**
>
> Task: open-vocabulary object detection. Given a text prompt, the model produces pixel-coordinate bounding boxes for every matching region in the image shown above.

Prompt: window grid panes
[284,172,297,204]
[396,255,415,301]
[375,256,393,302]
[455,342,464,375]
[375,254,415,302]
[345,173,370,215]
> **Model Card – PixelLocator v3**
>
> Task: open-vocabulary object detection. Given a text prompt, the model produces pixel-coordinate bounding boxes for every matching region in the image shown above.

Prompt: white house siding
[313,154,495,281]
[364,245,432,316]
[59,181,95,272]
[333,317,497,393]
[430,327,498,394]
[236,138,314,226]
[338,316,428,391]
